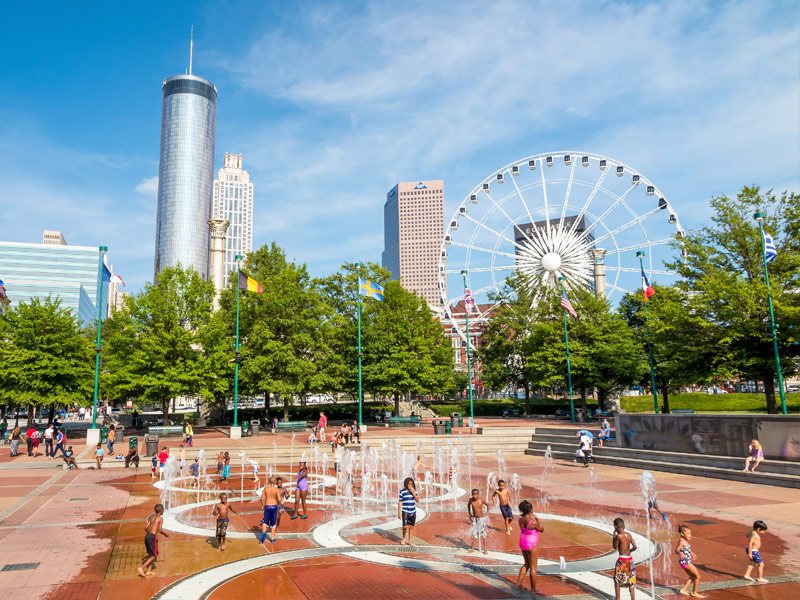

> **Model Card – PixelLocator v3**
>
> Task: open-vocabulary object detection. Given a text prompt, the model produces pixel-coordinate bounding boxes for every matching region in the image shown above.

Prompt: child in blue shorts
[744,520,768,582]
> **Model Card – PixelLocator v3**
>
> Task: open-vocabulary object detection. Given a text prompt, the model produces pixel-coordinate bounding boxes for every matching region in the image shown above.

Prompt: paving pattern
[0,423,798,599]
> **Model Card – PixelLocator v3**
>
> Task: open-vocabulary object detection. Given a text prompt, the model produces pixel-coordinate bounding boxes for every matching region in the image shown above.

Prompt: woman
[351,420,360,444]
[517,500,544,594]
[184,422,194,447]
[9,426,21,457]
[106,425,116,456]
[743,440,764,472]
[291,461,309,519]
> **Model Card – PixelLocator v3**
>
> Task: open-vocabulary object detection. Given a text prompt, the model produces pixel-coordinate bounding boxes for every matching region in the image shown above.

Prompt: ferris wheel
[438,151,684,338]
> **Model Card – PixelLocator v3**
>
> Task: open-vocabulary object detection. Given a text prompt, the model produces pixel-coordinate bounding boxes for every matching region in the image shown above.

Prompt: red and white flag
[641,267,655,301]
[560,289,577,318]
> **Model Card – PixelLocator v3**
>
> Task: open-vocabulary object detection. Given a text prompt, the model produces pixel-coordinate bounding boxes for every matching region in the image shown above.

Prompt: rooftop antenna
[189,25,194,75]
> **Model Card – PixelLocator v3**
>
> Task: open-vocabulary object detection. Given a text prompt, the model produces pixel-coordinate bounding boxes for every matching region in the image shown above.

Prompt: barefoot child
[676,525,704,597]
[259,477,281,545]
[212,493,237,551]
[398,477,420,547]
[516,500,543,594]
[613,518,637,600]
[216,451,224,475]
[492,480,513,535]
[744,520,768,582]
[158,446,169,480]
[468,488,490,554]
[138,504,168,577]
[95,443,104,469]
[221,451,231,483]
[248,458,260,485]
[151,452,158,479]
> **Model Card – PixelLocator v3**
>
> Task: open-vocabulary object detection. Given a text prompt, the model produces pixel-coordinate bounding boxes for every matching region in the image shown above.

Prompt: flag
[560,289,577,318]
[641,267,655,301]
[763,231,777,263]
[359,278,384,301]
[0,279,9,306]
[238,271,263,293]
[464,288,476,315]
[103,256,126,286]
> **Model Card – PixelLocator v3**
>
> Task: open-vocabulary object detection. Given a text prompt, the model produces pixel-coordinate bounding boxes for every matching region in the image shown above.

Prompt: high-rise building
[43,230,68,245]
[212,153,254,286]
[154,73,217,279]
[382,180,445,308]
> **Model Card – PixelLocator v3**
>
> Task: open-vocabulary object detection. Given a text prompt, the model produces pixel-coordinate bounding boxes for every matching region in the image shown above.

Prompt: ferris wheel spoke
[590,206,664,247]
[554,160,577,247]
[579,183,638,242]
[567,167,609,239]
[605,266,675,276]
[605,238,673,255]
[540,167,554,248]
[449,240,519,261]
[449,281,502,305]
[606,283,633,296]
[460,213,526,253]
[445,265,516,275]
[510,176,551,254]
[483,191,544,255]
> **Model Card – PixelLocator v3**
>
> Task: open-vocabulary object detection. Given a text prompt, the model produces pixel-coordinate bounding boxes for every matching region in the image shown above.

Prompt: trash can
[242,421,250,438]
[116,426,124,443]
[250,422,259,437]
[100,426,108,443]
[145,434,159,456]
[450,412,462,429]
[432,419,447,435]
[445,420,452,435]
[129,436,138,450]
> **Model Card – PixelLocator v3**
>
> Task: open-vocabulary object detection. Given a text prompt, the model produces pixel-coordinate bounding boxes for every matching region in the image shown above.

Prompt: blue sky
[1,0,798,294]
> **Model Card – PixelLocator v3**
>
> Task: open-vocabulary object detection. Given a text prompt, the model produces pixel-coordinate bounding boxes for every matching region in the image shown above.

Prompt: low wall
[614,413,800,461]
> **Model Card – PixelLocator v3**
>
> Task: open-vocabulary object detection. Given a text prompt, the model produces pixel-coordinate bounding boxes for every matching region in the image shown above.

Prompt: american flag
[464,288,476,315]
[763,231,777,263]
[560,289,577,318]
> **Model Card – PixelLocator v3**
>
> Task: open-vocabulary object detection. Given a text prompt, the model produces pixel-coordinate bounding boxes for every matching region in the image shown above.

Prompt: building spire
[189,25,194,75]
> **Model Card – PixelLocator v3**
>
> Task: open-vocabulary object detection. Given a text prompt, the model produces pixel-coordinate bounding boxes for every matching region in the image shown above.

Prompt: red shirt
[158,451,169,465]
[319,415,327,429]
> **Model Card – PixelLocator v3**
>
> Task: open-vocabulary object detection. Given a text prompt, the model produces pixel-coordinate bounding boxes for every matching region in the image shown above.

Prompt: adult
[25,425,37,457]
[132,409,139,430]
[598,419,611,447]
[44,423,54,458]
[744,440,765,472]
[79,407,86,421]
[0,418,7,439]
[317,411,327,442]
[125,446,140,468]
[350,420,360,444]
[53,427,67,458]
[184,421,194,447]
[292,461,309,519]
[106,424,116,456]
[9,426,21,457]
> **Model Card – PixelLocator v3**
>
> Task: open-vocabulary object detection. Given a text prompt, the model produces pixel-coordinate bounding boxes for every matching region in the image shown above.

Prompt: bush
[427,397,577,417]
[223,402,393,424]
[621,392,800,413]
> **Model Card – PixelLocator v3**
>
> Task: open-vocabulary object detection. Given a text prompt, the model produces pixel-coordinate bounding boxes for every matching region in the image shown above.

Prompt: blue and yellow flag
[359,278,384,301]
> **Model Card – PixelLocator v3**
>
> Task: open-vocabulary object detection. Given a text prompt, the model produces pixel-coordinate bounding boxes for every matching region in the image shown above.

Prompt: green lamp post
[355,262,364,427]
[90,246,108,431]
[233,254,243,431]
[637,251,659,414]
[558,277,575,423]
[461,270,474,422]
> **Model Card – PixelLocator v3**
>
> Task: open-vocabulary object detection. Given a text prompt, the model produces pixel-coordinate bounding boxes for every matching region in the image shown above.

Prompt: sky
[0,0,798,294]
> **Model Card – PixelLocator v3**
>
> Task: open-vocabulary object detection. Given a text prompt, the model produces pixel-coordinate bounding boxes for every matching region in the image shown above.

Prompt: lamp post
[89,246,108,441]
[232,254,243,436]
[558,277,575,423]
[355,262,364,428]
[461,270,474,422]
[637,251,659,414]
[754,211,787,414]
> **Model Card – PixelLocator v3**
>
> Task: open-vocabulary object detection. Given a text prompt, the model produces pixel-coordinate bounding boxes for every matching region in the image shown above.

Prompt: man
[259,476,281,545]
[25,425,37,457]
[44,423,54,459]
[79,406,85,421]
[318,411,327,443]
[125,446,140,468]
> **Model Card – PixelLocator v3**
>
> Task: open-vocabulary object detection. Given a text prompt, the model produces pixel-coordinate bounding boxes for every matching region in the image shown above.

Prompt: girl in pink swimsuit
[517,500,544,593]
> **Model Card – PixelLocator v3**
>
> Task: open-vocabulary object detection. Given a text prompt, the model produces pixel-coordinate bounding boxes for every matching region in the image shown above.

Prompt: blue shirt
[398,489,416,514]
[578,430,594,438]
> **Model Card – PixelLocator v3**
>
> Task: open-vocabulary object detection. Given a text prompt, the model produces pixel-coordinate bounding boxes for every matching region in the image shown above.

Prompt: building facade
[154,74,217,279]
[212,153,253,286]
[43,230,68,245]
[0,240,109,326]
[382,180,445,308]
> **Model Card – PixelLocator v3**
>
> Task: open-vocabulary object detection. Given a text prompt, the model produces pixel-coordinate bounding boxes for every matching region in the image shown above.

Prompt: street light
[90,246,108,439]
[232,254,244,435]
[754,211,787,414]
[636,250,659,414]
[558,276,575,423]
[355,262,364,427]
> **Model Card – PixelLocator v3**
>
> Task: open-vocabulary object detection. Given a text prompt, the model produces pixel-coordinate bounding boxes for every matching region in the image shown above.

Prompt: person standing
[467,488,490,554]
[9,426,21,457]
[612,518,637,600]
[318,411,327,442]
[492,480,514,535]
[259,477,281,545]
[292,461,309,519]
[25,425,36,457]
[44,423,54,458]
[184,422,194,447]
[398,477,420,547]
[106,425,116,456]
[79,406,85,421]
[158,446,169,480]
[516,500,543,594]
[0,418,7,439]
[212,493,237,551]
[95,443,104,469]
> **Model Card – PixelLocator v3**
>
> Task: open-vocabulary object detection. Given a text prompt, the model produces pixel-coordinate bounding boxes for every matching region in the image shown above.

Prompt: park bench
[275,421,308,431]
[147,425,184,436]
[503,408,522,418]
[671,409,695,414]
[388,416,422,426]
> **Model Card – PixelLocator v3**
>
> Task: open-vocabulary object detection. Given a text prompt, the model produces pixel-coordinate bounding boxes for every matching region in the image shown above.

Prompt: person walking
[24,424,36,456]
[79,406,85,421]
[44,423,55,458]
[184,422,194,447]
[318,411,327,443]
[9,426,21,457]
[53,427,67,458]
[106,425,116,456]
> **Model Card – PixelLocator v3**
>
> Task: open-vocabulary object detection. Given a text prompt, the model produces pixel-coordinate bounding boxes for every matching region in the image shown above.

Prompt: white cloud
[135,175,158,196]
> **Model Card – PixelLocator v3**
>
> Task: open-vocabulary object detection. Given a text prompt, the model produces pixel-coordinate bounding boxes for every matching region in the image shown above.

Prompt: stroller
[575,435,594,467]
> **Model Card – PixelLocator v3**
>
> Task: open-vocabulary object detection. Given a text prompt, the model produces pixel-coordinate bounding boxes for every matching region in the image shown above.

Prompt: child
[248,458,260,485]
[275,476,288,527]
[743,440,764,472]
[676,525,704,597]
[492,480,513,535]
[647,491,666,521]
[138,504,168,577]
[467,488,490,554]
[398,477,420,547]
[95,443,104,470]
[216,451,224,475]
[189,457,200,489]
[151,452,158,479]
[158,446,169,480]
[744,520,768,582]
[212,493,237,551]
[259,476,281,545]
[516,500,543,593]
[612,518,637,600]
[221,451,231,483]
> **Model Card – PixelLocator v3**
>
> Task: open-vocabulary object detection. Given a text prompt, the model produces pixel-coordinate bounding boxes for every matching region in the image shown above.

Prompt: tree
[102,266,216,419]
[0,297,93,419]
[667,186,800,413]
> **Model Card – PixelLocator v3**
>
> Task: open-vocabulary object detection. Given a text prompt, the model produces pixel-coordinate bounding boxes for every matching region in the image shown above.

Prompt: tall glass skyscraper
[154,74,217,278]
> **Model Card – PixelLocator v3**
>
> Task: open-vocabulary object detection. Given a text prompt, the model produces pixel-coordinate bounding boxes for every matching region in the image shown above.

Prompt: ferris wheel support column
[637,252,659,414]
[461,270,474,422]
[558,277,576,424]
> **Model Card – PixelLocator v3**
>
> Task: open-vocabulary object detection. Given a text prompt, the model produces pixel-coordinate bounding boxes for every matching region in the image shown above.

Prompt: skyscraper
[382,180,445,308]
[212,153,254,286]
[153,73,217,278]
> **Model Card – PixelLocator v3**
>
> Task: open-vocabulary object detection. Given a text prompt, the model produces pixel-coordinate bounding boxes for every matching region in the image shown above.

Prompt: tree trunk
[580,387,588,417]
[47,405,55,424]
[523,381,530,415]
[394,393,400,417]
[660,385,670,414]
[764,372,777,414]
[162,398,169,424]
[597,388,606,411]
[283,396,290,420]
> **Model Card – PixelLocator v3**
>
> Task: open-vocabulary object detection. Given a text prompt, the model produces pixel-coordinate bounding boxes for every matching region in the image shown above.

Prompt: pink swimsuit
[519,516,539,551]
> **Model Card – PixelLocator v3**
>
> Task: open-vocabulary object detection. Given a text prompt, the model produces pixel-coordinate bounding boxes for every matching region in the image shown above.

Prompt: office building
[43,230,68,245]
[0,236,109,326]
[154,73,217,279]
[382,180,445,308]
[212,153,253,286]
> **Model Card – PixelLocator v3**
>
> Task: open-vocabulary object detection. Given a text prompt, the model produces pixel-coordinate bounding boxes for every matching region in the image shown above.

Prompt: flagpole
[91,246,107,432]
[637,251,659,414]
[461,270,474,422]
[233,254,242,431]
[558,277,575,424]
[754,212,787,414]
[355,262,363,427]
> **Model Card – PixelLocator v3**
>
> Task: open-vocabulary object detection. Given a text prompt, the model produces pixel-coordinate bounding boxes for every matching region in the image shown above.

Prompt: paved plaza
[0,422,798,600]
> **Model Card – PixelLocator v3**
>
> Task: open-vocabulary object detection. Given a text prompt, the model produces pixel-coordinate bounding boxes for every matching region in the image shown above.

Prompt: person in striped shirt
[398,477,420,547]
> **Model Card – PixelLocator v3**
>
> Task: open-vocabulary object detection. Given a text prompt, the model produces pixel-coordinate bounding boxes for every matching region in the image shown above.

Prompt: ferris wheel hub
[540,252,562,272]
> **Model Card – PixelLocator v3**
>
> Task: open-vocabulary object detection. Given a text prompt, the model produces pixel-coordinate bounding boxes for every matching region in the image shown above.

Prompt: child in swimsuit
[676,525,704,597]
[743,440,765,472]
[744,520,768,582]
[516,500,543,594]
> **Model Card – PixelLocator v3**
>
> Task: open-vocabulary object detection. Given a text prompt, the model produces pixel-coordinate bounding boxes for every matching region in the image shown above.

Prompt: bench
[503,409,522,418]
[147,426,184,436]
[275,421,308,431]
[671,409,695,414]
[388,416,422,426]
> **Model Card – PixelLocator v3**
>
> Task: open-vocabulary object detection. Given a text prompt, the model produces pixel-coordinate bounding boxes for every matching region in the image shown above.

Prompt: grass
[621,392,800,414]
